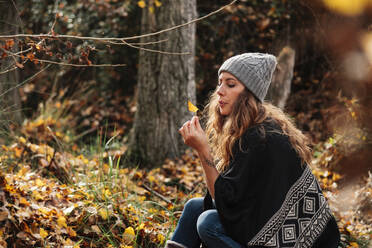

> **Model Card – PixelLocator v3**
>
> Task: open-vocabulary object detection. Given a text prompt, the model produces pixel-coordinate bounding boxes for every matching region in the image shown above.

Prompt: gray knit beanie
[218,53,277,102]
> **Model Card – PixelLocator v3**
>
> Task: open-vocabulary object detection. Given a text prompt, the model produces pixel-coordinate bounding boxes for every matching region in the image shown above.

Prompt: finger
[178,127,184,137]
[192,116,198,126]
[194,116,202,131]
[184,121,191,135]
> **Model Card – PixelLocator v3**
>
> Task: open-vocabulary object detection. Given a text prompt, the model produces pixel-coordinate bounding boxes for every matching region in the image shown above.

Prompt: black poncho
[204,120,340,247]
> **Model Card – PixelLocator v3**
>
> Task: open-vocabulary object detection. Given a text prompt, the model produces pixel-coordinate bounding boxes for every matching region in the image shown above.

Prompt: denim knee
[183,197,204,214]
[196,209,220,240]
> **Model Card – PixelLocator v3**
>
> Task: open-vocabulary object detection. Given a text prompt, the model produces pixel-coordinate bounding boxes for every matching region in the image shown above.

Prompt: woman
[165,53,340,248]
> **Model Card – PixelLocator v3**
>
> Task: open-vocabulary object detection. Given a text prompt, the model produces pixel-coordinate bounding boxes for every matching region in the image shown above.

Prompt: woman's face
[217,72,246,116]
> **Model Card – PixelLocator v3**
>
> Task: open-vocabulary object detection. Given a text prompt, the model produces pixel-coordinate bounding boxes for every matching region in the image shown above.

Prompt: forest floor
[0,83,371,248]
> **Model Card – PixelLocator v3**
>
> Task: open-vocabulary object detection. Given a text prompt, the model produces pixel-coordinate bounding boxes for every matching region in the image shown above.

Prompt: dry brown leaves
[0,134,206,248]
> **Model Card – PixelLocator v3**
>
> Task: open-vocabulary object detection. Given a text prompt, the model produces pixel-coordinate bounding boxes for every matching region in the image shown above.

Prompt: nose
[217,84,224,96]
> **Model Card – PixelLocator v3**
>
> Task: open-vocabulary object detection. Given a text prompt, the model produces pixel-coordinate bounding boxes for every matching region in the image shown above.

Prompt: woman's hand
[179,116,219,198]
[178,116,208,153]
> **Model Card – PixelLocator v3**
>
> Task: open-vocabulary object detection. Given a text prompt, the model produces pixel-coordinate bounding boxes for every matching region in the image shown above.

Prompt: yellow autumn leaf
[123,226,136,244]
[148,175,155,183]
[19,136,26,144]
[124,226,135,236]
[188,100,199,113]
[155,0,162,7]
[136,223,145,231]
[323,0,369,16]
[57,216,67,228]
[349,242,359,247]
[99,208,108,220]
[32,190,43,201]
[157,233,165,244]
[137,0,146,8]
[35,178,45,187]
[40,228,48,239]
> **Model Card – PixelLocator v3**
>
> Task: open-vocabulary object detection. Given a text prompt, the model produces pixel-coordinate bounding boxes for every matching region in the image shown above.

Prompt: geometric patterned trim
[247,166,332,247]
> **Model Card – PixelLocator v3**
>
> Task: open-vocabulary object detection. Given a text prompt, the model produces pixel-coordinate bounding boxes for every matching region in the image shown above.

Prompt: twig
[121,40,190,55]
[71,127,98,142]
[126,39,169,46]
[1,46,126,69]
[141,184,172,204]
[0,65,18,75]
[34,58,126,67]
[0,0,238,42]
[0,64,51,98]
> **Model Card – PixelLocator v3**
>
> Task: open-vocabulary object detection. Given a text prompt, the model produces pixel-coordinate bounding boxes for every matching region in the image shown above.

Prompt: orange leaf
[19,197,30,206]
[26,53,35,61]
[5,39,14,49]
[138,0,146,8]
[188,100,199,113]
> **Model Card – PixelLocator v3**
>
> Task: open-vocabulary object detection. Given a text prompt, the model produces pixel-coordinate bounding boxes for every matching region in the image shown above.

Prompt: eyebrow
[219,77,237,81]
[225,78,237,82]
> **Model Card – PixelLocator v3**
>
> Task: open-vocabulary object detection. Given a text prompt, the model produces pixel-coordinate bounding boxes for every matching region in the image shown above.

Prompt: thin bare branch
[0,0,238,42]
[121,40,190,55]
[35,59,126,67]
[109,39,169,46]
[0,65,17,75]
[0,64,51,98]
[141,184,172,204]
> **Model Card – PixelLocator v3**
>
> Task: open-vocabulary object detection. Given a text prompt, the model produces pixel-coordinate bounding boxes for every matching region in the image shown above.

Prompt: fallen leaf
[123,226,135,244]
[40,228,48,239]
[57,216,67,228]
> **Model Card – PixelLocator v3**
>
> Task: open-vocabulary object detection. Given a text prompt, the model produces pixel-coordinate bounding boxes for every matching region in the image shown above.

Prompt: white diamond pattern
[247,167,333,248]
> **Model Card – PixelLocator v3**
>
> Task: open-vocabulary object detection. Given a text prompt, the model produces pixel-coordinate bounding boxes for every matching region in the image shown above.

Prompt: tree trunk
[266,46,295,110]
[128,0,197,167]
[0,1,23,130]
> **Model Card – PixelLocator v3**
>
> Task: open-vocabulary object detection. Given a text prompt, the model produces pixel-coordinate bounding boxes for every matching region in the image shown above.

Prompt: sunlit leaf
[19,197,30,206]
[35,178,45,187]
[323,0,369,16]
[123,226,136,244]
[137,1,146,8]
[157,233,165,244]
[99,208,108,220]
[32,191,43,201]
[57,216,67,228]
[155,0,162,7]
[187,100,199,113]
[40,228,48,239]
[124,227,135,236]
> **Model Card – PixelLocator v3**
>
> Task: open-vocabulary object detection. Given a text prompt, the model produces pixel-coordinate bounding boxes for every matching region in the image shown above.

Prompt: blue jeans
[171,197,244,248]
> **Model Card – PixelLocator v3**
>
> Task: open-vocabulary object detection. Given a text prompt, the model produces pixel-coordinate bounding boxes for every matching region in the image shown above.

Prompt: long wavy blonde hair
[204,89,312,172]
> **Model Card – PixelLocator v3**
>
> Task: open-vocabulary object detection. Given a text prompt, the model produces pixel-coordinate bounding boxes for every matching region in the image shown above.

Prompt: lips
[218,100,227,107]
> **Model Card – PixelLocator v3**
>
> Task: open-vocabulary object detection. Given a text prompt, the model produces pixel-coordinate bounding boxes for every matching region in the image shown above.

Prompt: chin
[219,109,229,116]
